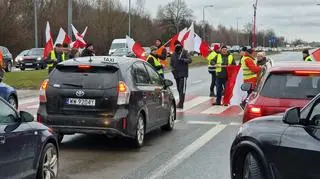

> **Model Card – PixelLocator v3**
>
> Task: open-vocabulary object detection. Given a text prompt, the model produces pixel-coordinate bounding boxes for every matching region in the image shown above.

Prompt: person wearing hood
[170,41,192,109]
[212,45,236,105]
[303,49,313,62]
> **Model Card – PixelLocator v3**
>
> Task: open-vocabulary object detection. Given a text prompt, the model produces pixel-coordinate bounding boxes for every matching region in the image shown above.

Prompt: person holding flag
[212,46,236,105]
[170,41,192,109]
[147,46,164,78]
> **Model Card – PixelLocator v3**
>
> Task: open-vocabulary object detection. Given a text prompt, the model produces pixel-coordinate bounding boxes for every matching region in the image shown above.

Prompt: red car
[242,61,320,123]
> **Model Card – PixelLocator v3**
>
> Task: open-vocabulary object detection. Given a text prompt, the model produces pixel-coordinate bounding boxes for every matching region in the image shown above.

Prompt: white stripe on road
[201,106,228,115]
[145,124,227,179]
[19,98,39,105]
[230,122,242,126]
[187,121,220,125]
[26,104,39,109]
[191,80,202,84]
[177,96,211,112]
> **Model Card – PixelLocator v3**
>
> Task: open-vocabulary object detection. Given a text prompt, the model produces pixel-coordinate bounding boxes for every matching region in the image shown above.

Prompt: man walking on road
[207,45,220,97]
[212,46,236,105]
[303,49,313,62]
[170,41,192,109]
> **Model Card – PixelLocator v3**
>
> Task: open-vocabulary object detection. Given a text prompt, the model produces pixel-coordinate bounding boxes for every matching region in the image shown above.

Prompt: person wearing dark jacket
[170,41,192,109]
[147,46,164,78]
[81,43,95,57]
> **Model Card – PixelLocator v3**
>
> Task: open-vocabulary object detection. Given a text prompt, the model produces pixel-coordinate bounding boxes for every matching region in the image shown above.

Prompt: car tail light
[39,79,49,103]
[117,81,130,105]
[78,65,91,69]
[293,70,320,75]
[243,105,262,123]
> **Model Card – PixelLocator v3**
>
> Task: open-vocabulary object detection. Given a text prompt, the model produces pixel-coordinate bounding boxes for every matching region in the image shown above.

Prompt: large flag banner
[183,22,195,52]
[312,48,320,61]
[169,28,188,53]
[44,21,53,59]
[126,35,147,61]
[54,28,71,46]
[223,66,247,105]
[193,33,210,58]
[71,24,87,49]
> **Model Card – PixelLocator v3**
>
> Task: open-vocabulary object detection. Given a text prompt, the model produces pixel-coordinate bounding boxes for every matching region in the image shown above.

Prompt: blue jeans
[216,78,227,104]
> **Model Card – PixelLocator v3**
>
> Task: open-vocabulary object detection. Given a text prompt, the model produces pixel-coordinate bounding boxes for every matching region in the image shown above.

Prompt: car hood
[0,82,15,91]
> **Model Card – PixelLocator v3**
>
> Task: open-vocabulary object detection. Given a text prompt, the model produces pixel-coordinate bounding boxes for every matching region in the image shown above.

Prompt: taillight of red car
[243,105,263,123]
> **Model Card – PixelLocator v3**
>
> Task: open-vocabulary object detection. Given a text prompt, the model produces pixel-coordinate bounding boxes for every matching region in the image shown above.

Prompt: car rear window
[260,73,320,99]
[50,66,119,89]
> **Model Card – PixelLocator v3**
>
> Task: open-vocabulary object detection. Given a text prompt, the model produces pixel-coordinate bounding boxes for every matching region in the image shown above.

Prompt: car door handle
[0,136,5,144]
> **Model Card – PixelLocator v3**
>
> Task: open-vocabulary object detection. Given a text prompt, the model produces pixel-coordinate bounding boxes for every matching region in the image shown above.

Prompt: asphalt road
[17,52,300,179]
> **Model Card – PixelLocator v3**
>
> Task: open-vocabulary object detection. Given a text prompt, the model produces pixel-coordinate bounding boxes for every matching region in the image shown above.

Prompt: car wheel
[161,101,176,131]
[41,64,46,69]
[5,61,12,72]
[132,114,145,148]
[37,143,58,179]
[242,152,264,179]
[57,134,64,144]
[8,95,18,109]
[20,66,26,71]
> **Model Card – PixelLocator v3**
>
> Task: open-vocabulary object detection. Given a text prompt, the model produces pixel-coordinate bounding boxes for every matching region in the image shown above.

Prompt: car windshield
[28,49,43,56]
[112,48,128,56]
[110,43,126,50]
[19,50,29,56]
[261,73,320,99]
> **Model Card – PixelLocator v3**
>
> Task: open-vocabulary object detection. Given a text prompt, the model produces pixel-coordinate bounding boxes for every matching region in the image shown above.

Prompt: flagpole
[33,0,38,48]
[68,0,73,41]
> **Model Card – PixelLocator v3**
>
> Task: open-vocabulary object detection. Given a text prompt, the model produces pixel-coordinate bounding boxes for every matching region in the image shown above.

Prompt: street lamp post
[202,5,214,41]
[128,0,131,37]
[236,18,241,45]
[33,0,38,48]
[68,0,73,40]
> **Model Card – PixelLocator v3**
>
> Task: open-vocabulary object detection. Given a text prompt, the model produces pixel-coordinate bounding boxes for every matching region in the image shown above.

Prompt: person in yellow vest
[147,46,164,78]
[212,46,236,105]
[47,43,66,74]
[207,45,220,97]
[155,39,168,68]
[303,49,313,62]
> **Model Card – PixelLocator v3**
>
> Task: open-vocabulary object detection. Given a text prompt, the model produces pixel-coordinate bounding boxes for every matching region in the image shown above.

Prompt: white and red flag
[183,22,195,52]
[126,35,146,61]
[169,28,188,53]
[71,25,87,49]
[44,21,54,59]
[223,66,247,106]
[54,28,71,46]
[193,33,210,58]
[312,48,320,61]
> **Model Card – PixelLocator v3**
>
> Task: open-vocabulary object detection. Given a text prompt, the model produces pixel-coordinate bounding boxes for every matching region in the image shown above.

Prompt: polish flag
[44,21,54,59]
[312,48,320,62]
[169,28,188,53]
[54,28,71,46]
[126,35,147,61]
[194,33,210,58]
[223,66,247,105]
[182,22,195,52]
[71,25,87,49]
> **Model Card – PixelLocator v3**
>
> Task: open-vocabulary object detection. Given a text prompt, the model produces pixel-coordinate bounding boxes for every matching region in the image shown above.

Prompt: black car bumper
[18,61,45,68]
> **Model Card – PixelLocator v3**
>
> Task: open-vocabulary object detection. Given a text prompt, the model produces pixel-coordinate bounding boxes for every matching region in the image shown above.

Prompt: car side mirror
[283,107,300,125]
[311,114,320,125]
[164,79,173,87]
[20,111,34,122]
[241,83,252,92]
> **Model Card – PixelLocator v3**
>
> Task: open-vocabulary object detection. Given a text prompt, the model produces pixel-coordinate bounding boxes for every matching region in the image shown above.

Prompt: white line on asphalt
[187,121,220,125]
[177,96,211,112]
[145,124,227,179]
[174,120,181,123]
[201,106,228,115]
[26,104,39,109]
[191,80,203,84]
[229,122,242,126]
[19,97,39,105]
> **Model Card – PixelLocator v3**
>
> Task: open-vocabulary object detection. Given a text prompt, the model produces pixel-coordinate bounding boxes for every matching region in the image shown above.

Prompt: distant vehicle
[0,46,13,72]
[230,45,241,53]
[255,46,263,52]
[230,93,320,179]
[37,56,176,148]
[111,48,135,57]
[242,61,320,123]
[108,39,128,55]
[0,97,59,179]
[18,48,46,71]
[0,69,18,109]
[15,50,29,67]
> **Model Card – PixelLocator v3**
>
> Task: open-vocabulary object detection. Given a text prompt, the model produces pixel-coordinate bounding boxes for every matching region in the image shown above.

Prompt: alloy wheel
[42,146,58,179]
[137,117,145,146]
[169,105,175,128]
[8,97,17,109]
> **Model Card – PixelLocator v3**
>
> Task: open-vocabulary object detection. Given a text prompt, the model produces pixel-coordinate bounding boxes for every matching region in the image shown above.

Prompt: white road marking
[26,104,39,109]
[178,96,211,112]
[230,122,242,126]
[201,106,228,115]
[19,97,39,105]
[145,124,227,179]
[174,120,181,123]
[191,80,203,84]
[187,121,220,125]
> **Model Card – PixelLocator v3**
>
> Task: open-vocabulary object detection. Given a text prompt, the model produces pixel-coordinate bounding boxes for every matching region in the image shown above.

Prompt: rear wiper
[62,83,83,88]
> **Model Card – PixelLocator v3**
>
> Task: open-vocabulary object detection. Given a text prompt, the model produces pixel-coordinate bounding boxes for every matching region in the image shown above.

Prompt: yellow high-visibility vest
[47,51,65,69]
[147,55,163,74]
[305,55,313,62]
[241,56,257,80]
[216,54,234,73]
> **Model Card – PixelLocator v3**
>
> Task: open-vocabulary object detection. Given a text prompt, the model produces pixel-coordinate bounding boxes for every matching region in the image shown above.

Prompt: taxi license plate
[66,98,96,106]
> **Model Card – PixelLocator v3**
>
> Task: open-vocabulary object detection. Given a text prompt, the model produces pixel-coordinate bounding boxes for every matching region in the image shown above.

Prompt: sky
[121,0,320,42]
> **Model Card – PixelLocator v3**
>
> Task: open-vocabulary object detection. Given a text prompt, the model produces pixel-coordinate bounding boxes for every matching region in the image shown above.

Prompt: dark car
[230,93,320,179]
[0,46,13,72]
[37,56,176,147]
[15,49,30,68]
[0,69,18,109]
[18,48,46,70]
[0,97,59,179]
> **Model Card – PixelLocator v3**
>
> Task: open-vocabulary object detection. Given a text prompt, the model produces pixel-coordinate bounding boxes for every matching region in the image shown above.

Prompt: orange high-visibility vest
[157,46,168,67]
[0,50,3,69]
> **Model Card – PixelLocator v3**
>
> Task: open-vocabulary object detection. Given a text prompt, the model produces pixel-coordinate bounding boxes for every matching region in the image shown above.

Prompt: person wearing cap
[207,44,220,97]
[212,45,236,105]
[155,39,168,67]
[147,46,164,78]
[47,43,66,74]
[303,49,313,62]
[240,47,261,91]
[81,43,95,57]
[170,41,192,109]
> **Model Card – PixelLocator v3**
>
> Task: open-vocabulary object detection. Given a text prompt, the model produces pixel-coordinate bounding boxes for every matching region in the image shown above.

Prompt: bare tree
[157,0,193,33]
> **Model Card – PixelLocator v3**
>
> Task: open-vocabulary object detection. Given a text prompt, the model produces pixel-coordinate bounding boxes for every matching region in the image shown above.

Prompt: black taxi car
[37,56,176,148]
[230,93,320,179]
